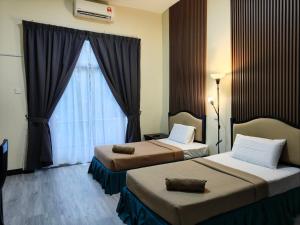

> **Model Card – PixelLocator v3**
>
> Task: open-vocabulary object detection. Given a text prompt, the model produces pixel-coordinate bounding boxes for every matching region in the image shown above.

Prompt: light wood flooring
[3,164,300,225]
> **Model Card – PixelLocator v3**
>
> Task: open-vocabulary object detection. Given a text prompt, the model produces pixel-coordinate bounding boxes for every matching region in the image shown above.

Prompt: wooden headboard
[231,118,300,167]
[168,111,206,143]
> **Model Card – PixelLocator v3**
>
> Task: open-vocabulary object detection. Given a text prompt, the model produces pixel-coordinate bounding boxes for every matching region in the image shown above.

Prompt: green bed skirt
[88,157,127,195]
[117,186,300,225]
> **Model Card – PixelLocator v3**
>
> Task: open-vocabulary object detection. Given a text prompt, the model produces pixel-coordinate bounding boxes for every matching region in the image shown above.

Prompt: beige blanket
[127,158,268,225]
[94,140,184,171]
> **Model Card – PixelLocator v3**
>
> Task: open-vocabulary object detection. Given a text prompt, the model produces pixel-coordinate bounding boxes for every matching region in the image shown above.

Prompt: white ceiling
[106,0,179,13]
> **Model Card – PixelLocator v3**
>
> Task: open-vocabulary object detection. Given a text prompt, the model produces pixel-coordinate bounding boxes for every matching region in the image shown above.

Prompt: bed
[117,118,300,225]
[88,111,208,195]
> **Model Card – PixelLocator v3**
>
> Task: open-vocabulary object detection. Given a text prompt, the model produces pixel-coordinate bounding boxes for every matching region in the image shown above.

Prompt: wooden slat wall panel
[169,0,207,117]
[231,0,300,127]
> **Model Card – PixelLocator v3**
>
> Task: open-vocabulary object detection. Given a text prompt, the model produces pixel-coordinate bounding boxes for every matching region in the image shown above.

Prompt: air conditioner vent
[77,10,112,20]
[74,0,114,22]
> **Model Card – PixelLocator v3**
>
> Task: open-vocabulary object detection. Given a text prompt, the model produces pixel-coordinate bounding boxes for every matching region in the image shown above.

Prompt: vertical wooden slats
[169,0,207,117]
[231,0,300,128]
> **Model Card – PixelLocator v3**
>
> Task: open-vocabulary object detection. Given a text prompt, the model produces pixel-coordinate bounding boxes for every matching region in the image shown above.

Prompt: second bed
[88,111,208,194]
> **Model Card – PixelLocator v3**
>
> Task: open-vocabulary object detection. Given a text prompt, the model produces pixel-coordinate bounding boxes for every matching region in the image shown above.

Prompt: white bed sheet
[206,152,300,196]
[157,138,208,159]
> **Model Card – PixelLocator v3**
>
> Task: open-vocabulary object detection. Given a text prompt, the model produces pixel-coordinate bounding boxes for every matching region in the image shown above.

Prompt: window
[49,41,127,166]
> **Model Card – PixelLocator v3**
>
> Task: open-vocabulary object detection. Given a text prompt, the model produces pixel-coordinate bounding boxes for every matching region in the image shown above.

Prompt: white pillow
[168,124,195,144]
[231,134,286,169]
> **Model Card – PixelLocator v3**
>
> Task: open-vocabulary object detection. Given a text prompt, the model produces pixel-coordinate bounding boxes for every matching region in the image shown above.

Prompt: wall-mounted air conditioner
[74,0,114,22]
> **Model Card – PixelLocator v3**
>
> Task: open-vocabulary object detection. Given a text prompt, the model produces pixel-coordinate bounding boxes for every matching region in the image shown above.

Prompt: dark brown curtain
[23,21,86,170]
[169,0,207,117]
[231,0,300,127]
[23,21,141,170]
[88,33,141,142]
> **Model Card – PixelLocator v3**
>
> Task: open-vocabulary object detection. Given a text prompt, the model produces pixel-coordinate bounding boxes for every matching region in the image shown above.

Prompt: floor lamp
[209,73,225,154]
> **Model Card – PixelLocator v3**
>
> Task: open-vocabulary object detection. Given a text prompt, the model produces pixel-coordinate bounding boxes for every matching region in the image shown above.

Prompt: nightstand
[144,133,169,140]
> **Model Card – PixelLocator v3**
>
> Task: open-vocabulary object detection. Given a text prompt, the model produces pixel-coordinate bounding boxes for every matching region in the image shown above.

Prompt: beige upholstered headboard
[232,118,300,166]
[168,112,206,143]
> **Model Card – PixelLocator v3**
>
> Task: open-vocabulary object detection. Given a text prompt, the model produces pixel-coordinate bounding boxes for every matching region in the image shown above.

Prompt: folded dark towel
[165,178,207,193]
[112,145,135,154]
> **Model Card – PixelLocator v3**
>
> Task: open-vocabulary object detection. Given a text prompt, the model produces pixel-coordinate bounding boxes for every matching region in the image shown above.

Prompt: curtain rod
[21,19,140,40]
[0,53,23,58]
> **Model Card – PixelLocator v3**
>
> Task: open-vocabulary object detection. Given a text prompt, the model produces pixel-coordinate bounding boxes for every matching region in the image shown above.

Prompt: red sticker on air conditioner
[107,7,112,13]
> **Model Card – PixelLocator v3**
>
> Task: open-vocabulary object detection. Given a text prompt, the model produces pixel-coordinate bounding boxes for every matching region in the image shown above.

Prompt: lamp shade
[208,96,214,105]
[210,73,226,80]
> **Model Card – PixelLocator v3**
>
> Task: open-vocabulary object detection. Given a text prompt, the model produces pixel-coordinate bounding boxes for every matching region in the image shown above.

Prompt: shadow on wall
[19,23,28,167]
[161,10,170,134]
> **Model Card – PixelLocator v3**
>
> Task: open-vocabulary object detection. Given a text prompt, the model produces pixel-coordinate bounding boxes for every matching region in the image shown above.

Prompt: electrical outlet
[14,88,22,94]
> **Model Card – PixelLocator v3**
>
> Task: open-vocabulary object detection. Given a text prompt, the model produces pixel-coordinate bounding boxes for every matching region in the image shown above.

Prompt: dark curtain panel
[88,33,141,142]
[23,21,86,170]
[231,0,300,127]
[169,0,207,117]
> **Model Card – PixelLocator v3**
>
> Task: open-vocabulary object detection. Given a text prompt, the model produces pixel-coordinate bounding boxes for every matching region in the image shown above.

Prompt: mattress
[158,138,208,159]
[126,158,268,225]
[207,152,300,196]
[94,140,184,171]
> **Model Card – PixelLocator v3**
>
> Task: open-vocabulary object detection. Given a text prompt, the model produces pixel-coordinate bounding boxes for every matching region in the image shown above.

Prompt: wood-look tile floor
[3,164,124,225]
[3,164,300,225]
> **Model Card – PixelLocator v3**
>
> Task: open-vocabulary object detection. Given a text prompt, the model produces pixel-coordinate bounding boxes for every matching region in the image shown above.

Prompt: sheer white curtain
[49,41,127,166]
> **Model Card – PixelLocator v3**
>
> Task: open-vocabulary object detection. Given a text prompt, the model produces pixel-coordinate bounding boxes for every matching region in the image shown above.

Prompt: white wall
[206,0,231,154]
[0,0,165,170]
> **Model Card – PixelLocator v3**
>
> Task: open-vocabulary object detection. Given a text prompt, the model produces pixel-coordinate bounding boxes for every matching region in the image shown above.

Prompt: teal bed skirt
[88,157,127,195]
[117,187,300,225]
